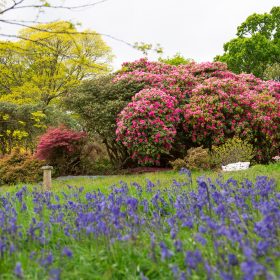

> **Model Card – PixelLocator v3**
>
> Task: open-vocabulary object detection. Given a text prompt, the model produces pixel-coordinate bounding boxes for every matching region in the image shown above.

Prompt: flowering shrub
[36,126,87,175]
[115,58,197,103]
[116,88,181,165]
[115,58,280,165]
[183,78,279,162]
[0,171,280,279]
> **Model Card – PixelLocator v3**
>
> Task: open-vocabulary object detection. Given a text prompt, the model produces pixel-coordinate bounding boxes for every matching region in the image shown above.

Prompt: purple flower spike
[159,241,173,260]
[49,268,61,280]
[62,247,73,258]
[185,249,203,269]
[14,262,23,278]
[228,254,238,266]
[241,260,266,280]
[40,252,53,267]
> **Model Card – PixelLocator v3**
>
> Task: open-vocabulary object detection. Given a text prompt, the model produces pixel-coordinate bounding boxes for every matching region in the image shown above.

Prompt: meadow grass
[2,163,279,194]
[52,163,280,194]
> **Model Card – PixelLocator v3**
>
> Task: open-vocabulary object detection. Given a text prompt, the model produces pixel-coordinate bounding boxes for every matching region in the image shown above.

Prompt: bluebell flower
[179,168,191,178]
[14,262,23,278]
[185,249,203,269]
[228,253,238,266]
[170,264,179,277]
[179,271,187,280]
[145,179,155,193]
[174,239,183,252]
[40,252,53,267]
[140,272,149,280]
[159,241,173,260]
[241,260,265,280]
[49,268,61,280]
[62,247,73,258]
[256,240,269,257]
[9,243,15,255]
[220,271,233,280]
[195,233,207,246]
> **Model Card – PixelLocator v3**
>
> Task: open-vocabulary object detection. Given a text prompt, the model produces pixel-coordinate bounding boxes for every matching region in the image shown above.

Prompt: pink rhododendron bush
[116,89,180,165]
[183,78,279,162]
[115,58,280,165]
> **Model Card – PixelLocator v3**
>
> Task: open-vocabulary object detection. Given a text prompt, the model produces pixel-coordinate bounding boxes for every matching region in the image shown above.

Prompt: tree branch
[0,0,25,15]
[0,0,111,15]
[0,19,135,48]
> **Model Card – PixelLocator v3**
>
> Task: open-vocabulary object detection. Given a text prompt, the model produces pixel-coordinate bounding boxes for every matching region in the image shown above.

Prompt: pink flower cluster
[116,88,180,165]
[115,58,280,164]
[114,59,196,102]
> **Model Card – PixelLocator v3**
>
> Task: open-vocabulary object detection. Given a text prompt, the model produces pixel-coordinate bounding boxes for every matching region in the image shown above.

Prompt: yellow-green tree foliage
[0,102,47,154]
[0,21,113,105]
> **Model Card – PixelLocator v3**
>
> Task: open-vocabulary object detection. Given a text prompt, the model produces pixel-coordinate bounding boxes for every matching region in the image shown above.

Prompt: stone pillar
[41,166,53,190]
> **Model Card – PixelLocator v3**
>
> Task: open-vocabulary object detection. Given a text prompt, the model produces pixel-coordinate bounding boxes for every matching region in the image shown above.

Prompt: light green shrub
[170,158,188,171]
[170,146,210,171]
[185,147,210,170]
[211,137,255,166]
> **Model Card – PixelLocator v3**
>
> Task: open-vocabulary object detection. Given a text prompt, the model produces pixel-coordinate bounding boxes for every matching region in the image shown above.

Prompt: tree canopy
[159,53,193,66]
[0,21,113,106]
[65,75,145,166]
[215,7,280,78]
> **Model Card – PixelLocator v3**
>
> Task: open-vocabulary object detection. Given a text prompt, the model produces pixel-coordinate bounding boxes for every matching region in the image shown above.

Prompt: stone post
[41,166,53,190]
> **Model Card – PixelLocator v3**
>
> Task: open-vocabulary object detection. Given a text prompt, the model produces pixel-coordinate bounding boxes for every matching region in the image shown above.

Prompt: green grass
[0,163,280,192]
[2,163,279,193]
[51,163,280,192]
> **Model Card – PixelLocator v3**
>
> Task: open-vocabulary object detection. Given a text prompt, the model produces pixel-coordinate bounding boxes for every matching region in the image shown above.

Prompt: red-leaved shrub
[36,126,87,175]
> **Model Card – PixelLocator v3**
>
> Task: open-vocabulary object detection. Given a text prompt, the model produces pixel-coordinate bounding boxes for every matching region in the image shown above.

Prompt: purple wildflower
[14,262,23,278]
[49,268,61,280]
[185,249,203,269]
[62,247,73,258]
[228,254,238,266]
[159,241,173,260]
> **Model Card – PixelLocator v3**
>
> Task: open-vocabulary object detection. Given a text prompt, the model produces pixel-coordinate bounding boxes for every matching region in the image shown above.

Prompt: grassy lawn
[0,163,279,279]
[52,163,280,193]
[2,163,279,194]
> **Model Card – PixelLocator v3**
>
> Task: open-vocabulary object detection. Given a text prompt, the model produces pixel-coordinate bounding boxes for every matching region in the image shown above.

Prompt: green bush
[0,149,45,185]
[211,137,255,166]
[185,147,210,170]
[86,159,115,175]
[170,147,210,171]
[64,75,144,167]
[78,142,114,175]
[169,158,188,171]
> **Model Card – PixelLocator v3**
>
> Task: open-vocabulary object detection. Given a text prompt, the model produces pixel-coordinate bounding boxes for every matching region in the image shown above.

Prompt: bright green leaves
[216,7,280,78]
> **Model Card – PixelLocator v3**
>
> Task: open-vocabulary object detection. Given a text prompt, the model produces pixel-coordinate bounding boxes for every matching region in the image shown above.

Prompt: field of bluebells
[1,169,280,279]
